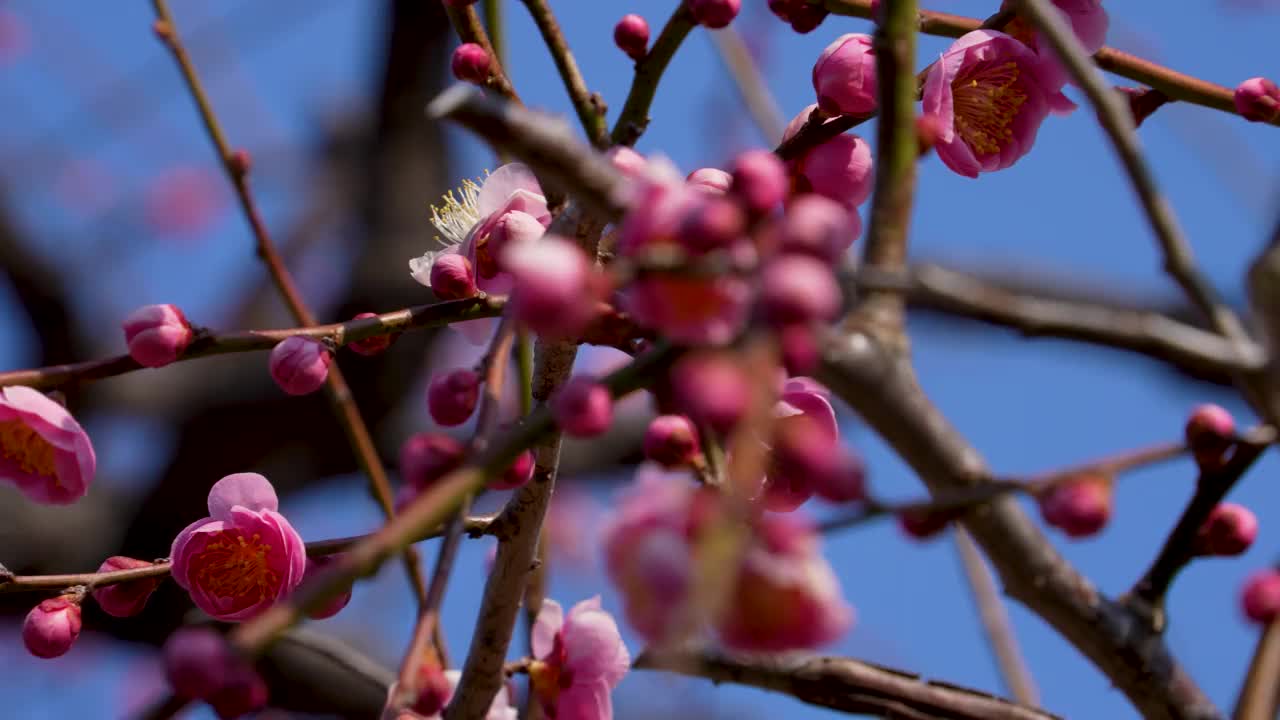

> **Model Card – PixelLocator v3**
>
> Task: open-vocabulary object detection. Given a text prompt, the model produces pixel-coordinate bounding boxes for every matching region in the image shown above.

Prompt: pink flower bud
[427,368,482,426]
[815,450,866,504]
[490,449,535,490]
[22,595,81,659]
[503,235,600,339]
[688,0,740,28]
[207,665,269,720]
[1195,503,1258,557]
[730,150,789,215]
[779,323,820,375]
[303,555,353,620]
[607,146,648,177]
[268,336,331,395]
[489,210,548,276]
[430,253,479,300]
[410,659,454,716]
[614,14,650,61]
[760,254,842,326]
[451,43,492,85]
[768,0,828,33]
[164,627,236,700]
[1234,77,1280,123]
[679,197,746,253]
[783,106,874,209]
[1039,475,1111,538]
[686,167,733,195]
[813,33,877,116]
[898,507,953,540]
[1243,569,1280,624]
[91,556,162,618]
[1185,403,1235,470]
[400,433,467,492]
[347,313,395,356]
[775,194,859,263]
[552,376,614,437]
[228,149,252,177]
[122,304,194,368]
[644,415,701,467]
[668,352,749,435]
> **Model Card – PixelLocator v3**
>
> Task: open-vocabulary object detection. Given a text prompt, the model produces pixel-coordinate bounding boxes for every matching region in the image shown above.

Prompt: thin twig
[0,297,504,391]
[151,0,432,606]
[955,530,1040,707]
[520,0,608,148]
[444,2,519,102]
[1006,0,1251,348]
[610,2,697,147]
[822,0,1280,126]
[482,0,505,68]
[635,648,1061,720]
[1235,620,1280,720]
[0,516,498,595]
[709,27,785,146]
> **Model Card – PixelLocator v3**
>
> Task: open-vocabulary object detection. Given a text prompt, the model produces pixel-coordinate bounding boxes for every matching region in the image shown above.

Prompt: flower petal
[207,472,279,518]
[532,597,564,660]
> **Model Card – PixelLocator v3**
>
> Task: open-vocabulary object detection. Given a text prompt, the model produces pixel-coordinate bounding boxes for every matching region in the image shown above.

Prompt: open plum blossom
[0,385,96,504]
[387,669,517,720]
[1002,0,1108,89]
[529,597,630,720]
[922,30,1074,178]
[616,159,751,345]
[170,472,306,621]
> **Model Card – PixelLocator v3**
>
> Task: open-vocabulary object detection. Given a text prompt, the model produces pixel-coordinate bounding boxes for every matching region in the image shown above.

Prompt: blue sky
[1,1,1278,718]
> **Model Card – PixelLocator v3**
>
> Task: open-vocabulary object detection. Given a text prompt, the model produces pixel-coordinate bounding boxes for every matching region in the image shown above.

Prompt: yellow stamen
[193,531,279,602]
[951,60,1028,156]
[0,420,57,478]
[428,174,486,247]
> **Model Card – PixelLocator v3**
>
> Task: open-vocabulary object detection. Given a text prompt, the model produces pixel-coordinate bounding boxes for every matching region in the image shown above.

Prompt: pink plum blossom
[170,473,307,621]
[144,166,225,237]
[0,385,96,504]
[427,368,482,426]
[387,668,517,720]
[92,557,163,618]
[614,14,649,61]
[23,595,82,659]
[163,627,269,717]
[716,513,854,651]
[643,415,701,468]
[921,30,1074,178]
[759,254,841,327]
[411,164,551,345]
[552,376,614,438]
[686,167,732,195]
[398,433,467,508]
[268,336,331,395]
[1235,77,1280,123]
[530,597,631,720]
[122,304,195,368]
[429,254,479,301]
[812,33,877,116]
[303,555,353,620]
[490,449,535,491]
[771,193,860,262]
[782,105,874,209]
[761,378,841,511]
[667,352,750,435]
[1002,0,1109,89]
[730,150,788,215]
[504,235,605,339]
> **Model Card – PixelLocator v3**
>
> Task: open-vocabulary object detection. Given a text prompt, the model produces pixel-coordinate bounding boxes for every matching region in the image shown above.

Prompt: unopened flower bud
[451,42,492,85]
[643,415,701,467]
[760,254,841,326]
[504,236,600,339]
[490,449,535,490]
[430,253,478,300]
[427,368,482,426]
[812,33,877,116]
[775,194,859,263]
[552,376,614,437]
[686,167,732,195]
[679,198,746,253]
[688,0,740,28]
[730,150,789,215]
[668,353,749,435]
[1234,77,1280,123]
[614,14,650,61]
[302,555,354,620]
[23,595,82,659]
[898,507,953,540]
[607,146,648,177]
[164,627,235,700]
[268,336,330,395]
[400,433,466,493]
[347,313,395,356]
[1242,569,1280,624]
[92,557,161,618]
[779,323,820,375]
[1039,475,1111,538]
[1195,503,1257,557]
[1185,403,1235,470]
[207,665,269,719]
[122,304,194,368]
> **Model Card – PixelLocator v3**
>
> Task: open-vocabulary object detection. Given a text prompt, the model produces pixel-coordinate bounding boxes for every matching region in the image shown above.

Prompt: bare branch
[611,2,697,147]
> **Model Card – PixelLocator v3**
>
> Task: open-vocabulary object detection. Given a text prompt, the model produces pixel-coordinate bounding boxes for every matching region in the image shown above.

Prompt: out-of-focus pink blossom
[0,385,96,505]
[668,352,750,435]
[427,369,482,427]
[122,304,194,368]
[1242,569,1280,624]
[207,665,269,719]
[1235,77,1280,123]
[730,150,789,215]
[898,507,955,540]
[0,9,30,65]
[643,415,701,468]
[772,193,859,262]
[92,557,162,618]
[504,235,604,339]
[144,166,225,237]
[768,0,828,33]
[268,336,331,395]
[552,376,614,438]
[388,668,517,720]
[686,167,733,195]
[607,146,649,177]
[779,323,820,375]
[812,33,877,116]
[1039,474,1111,538]
[782,105,874,209]
[23,595,82,659]
[399,433,467,506]
[348,313,396,356]
[921,30,1073,178]
[1195,503,1258,557]
[759,254,841,327]
[716,513,853,651]
[490,449,535,491]
[614,14,650,61]
[303,555,353,620]
[170,473,307,621]
[761,378,840,511]
[679,198,746,253]
[530,597,630,720]
[688,0,740,28]
[163,627,269,718]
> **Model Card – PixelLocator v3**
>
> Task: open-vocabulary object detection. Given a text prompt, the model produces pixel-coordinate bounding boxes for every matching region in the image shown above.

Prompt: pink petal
[564,600,629,685]
[476,164,544,217]
[207,472,279,518]
[169,518,223,590]
[556,680,612,720]
[532,598,564,660]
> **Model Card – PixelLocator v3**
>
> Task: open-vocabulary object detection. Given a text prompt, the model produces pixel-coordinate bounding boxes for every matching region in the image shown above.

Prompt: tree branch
[519,0,608,148]
[611,2,697,147]
[955,530,1040,707]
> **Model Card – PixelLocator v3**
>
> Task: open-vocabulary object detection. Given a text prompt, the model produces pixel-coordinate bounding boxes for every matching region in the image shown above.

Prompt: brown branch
[152,0,432,607]
[1122,431,1272,631]
[1006,0,1251,350]
[859,264,1263,376]
[519,0,608,148]
[955,530,1040,707]
[0,516,497,596]
[635,648,1061,720]
[610,2,697,147]
[817,329,1223,719]
[0,296,504,391]
[774,109,868,163]
[444,2,519,102]
[1235,621,1280,720]
[823,0,1280,127]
